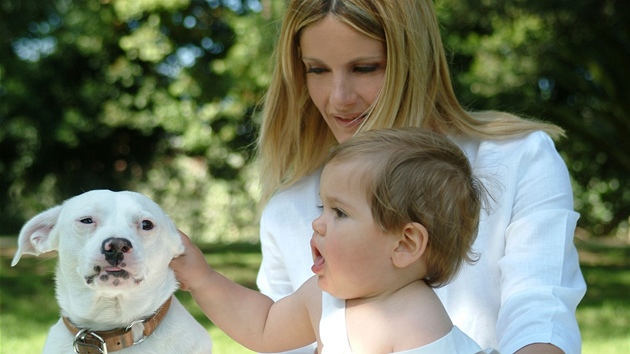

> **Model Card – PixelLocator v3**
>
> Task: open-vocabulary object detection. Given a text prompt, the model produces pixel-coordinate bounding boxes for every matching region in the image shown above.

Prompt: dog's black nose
[101,237,133,266]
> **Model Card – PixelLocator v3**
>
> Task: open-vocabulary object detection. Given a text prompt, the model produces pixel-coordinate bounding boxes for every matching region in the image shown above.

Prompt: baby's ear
[11,205,62,266]
[391,222,428,268]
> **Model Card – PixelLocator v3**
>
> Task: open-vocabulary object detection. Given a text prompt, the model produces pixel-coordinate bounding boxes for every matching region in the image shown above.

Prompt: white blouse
[256,131,586,354]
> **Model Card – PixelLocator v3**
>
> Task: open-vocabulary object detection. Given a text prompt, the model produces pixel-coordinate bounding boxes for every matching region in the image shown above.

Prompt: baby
[171,127,495,353]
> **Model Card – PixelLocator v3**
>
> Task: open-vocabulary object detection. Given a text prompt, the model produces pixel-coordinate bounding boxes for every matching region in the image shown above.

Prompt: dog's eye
[141,220,154,231]
[80,218,94,224]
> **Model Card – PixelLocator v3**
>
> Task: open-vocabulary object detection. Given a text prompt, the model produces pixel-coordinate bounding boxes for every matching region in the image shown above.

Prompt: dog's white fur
[12,190,212,354]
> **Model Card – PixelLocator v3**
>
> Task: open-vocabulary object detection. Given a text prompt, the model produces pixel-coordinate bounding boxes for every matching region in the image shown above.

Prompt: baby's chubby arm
[170,232,317,352]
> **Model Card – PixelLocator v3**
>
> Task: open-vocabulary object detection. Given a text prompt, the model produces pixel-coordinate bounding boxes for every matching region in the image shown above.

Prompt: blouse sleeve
[256,210,295,301]
[495,132,586,353]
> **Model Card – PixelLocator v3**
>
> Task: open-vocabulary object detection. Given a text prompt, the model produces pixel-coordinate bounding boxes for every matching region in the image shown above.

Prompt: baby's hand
[170,231,214,292]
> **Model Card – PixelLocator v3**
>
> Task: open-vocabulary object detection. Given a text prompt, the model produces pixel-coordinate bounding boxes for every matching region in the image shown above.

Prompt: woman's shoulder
[455,130,554,149]
[452,130,559,162]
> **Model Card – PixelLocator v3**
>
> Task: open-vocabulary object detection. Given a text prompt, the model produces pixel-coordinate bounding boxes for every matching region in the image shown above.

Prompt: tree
[2,0,628,238]
[0,0,270,240]
[437,0,630,235]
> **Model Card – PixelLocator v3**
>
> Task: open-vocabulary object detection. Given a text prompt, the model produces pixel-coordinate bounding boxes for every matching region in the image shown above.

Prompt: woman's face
[300,15,386,143]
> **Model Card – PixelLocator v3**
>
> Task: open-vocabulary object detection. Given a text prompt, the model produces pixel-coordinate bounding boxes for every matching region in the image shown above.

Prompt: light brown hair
[326,127,486,287]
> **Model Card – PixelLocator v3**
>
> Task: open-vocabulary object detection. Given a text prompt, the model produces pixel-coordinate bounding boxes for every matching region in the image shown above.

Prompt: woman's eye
[354,65,378,73]
[80,218,93,224]
[141,220,154,231]
[305,66,327,74]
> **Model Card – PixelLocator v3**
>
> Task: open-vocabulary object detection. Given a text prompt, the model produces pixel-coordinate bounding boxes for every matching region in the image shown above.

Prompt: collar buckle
[64,296,172,353]
[73,329,108,354]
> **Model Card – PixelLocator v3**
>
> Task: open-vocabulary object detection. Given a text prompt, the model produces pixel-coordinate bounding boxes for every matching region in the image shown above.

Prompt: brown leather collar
[62,296,172,354]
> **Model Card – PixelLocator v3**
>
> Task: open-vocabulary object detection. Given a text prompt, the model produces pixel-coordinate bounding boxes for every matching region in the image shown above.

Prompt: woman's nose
[330,75,357,107]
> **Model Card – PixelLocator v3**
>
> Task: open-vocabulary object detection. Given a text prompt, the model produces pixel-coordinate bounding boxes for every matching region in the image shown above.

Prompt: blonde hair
[326,127,485,287]
[257,0,564,203]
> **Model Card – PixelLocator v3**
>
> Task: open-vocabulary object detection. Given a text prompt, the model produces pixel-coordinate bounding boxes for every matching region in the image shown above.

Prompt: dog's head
[12,190,185,292]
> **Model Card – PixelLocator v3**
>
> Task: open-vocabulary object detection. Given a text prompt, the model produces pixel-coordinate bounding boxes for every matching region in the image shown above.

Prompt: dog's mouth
[85,265,143,286]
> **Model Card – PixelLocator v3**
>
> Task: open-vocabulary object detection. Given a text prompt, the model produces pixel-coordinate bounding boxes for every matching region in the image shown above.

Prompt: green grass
[574,237,630,353]
[1,238,628,353]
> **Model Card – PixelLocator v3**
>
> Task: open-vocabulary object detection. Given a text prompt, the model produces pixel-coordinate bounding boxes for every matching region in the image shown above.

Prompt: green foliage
[1,0,629,237]
[0,0,274,241]
[437,0,630,235]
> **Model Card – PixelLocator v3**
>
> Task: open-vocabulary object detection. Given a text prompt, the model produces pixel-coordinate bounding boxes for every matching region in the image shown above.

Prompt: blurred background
[1,0,629,243]
[1,1,629,352]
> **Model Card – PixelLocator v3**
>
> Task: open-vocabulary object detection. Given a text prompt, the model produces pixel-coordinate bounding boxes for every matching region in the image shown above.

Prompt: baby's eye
[332,208,347,218]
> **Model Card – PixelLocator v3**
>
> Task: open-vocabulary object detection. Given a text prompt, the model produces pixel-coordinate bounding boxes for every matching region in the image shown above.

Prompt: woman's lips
[332,113,366,128]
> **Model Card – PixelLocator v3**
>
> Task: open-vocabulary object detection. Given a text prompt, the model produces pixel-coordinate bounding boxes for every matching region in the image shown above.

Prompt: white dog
[12,190,212,354]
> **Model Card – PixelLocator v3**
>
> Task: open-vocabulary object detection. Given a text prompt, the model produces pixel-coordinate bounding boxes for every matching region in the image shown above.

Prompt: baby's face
[311,161,398,299]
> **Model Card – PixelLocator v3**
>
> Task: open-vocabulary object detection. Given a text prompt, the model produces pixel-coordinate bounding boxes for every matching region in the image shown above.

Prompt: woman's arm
[495,132,586,353]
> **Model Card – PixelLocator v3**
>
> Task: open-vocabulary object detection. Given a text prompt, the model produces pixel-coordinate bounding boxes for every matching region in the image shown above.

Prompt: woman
[255,1,586,353]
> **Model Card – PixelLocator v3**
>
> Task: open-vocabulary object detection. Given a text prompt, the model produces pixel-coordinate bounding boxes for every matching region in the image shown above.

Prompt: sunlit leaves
[120,15,173,62]
[111,0,191,21]
[0,0,261,239]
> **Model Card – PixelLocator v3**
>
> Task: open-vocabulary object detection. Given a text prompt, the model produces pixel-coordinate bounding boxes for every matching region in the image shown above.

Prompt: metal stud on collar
[125,319,148,345]
[73,329,108,354]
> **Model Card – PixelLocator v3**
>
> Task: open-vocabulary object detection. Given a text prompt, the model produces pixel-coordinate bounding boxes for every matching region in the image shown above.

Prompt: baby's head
[325,127,486,287]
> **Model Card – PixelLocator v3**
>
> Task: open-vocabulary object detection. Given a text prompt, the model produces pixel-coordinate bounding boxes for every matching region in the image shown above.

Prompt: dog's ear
[11,205,62,266]
[172,226,186,258]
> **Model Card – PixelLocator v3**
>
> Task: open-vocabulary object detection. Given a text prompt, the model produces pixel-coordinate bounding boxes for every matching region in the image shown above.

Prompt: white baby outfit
[319,292,496,354]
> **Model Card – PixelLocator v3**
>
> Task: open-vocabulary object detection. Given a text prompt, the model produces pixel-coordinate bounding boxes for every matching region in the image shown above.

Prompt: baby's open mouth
[310,239,325,274]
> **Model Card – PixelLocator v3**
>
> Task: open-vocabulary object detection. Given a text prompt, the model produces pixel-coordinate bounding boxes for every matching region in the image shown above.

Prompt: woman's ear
[391,222,428,268]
